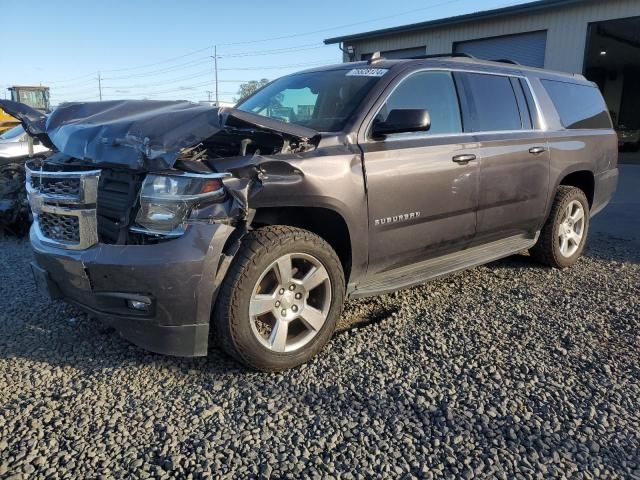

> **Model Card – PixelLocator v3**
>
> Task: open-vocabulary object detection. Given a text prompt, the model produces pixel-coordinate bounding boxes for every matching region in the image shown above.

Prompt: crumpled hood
[0,99,319,171]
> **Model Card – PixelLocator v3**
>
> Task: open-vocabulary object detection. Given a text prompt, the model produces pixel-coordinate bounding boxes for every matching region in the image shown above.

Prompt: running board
[351,233,538,298]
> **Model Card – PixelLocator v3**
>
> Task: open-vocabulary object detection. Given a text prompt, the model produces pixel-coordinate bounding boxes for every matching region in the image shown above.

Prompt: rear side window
[375,71,462,135]
[461,73,523,132]
[541,79,612,129]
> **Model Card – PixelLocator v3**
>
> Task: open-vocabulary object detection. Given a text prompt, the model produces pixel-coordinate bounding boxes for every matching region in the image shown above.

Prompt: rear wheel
[214,226,345,371]
[530,186,590,268]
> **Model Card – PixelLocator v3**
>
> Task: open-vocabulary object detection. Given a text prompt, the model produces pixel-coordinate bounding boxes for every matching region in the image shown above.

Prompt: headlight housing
[134,172,227,235]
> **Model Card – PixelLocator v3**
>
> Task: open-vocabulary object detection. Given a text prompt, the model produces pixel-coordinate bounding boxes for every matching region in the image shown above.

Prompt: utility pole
[205,90,213,102]
[214,46,219,106]
[97,72,103,101]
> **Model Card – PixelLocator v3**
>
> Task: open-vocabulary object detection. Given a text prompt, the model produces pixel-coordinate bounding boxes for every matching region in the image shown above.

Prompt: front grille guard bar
[26,162,101,250]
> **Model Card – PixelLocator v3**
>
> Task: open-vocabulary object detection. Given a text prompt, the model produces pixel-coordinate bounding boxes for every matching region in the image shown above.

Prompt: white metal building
[325,0,640,133]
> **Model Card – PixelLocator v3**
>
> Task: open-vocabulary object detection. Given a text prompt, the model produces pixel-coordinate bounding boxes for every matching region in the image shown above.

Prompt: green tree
[235,78,269,102]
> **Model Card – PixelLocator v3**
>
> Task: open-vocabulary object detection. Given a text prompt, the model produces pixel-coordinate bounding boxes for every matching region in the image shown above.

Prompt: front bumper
[30,222,236,356]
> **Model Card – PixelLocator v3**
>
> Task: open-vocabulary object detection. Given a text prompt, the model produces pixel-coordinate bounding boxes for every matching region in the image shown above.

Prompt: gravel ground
[0,233,638,479]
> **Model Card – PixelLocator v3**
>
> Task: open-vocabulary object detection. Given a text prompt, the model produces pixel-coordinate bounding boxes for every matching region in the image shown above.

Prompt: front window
[374,71,463,136]
[236,69,384,132]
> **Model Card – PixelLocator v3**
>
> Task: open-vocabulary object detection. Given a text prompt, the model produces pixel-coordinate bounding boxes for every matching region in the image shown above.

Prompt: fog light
[128,299,151,311]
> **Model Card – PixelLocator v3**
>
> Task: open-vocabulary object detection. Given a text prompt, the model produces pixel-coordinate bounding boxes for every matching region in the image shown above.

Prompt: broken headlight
[134,172,226,235]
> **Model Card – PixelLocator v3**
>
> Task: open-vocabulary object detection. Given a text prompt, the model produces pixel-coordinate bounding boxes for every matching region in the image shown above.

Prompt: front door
[359,70,480,275]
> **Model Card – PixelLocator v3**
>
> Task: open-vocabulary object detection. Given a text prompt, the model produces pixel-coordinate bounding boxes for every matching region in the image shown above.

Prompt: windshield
[0,125,24,140]
[236,69,385,132]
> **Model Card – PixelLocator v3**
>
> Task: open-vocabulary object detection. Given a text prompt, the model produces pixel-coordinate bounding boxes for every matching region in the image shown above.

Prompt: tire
[530,186,590,268]
[213,225,345,371]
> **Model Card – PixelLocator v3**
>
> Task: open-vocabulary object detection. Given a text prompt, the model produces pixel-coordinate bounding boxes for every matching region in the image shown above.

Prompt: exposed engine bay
[0,99,320,245]
[175,126,316,173]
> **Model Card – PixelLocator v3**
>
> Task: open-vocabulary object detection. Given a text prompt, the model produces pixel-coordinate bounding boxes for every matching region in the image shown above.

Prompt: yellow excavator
[0,109,19,134]
[0,86,50,133]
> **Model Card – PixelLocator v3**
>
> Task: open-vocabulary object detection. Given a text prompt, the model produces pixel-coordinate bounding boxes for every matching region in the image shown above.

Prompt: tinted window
[375,71,462,135]
[541,79,612,129]
[463,73,523,131]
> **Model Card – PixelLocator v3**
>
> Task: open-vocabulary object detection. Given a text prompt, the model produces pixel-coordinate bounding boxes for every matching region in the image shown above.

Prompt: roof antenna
[368,51,383,64]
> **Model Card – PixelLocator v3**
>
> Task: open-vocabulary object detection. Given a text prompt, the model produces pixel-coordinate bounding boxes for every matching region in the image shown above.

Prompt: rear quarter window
[541,79,612,130]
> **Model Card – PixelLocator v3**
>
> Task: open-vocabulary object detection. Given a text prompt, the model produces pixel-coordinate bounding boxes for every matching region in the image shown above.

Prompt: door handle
[529,146,546,155]
[452,154,476,165]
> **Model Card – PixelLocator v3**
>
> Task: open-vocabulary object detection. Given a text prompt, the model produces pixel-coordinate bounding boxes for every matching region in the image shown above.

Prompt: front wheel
[214,226,345,371]
[530,186,590,268]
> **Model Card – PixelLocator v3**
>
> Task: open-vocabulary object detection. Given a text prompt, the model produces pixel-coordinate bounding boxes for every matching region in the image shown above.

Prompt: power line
[49,59,330,101]
[46,77,100,90]
[218,44,330,58]
[102,69,214,89]
[51,85,102,95]
[101,57,212,81]
[46,71,98,85]
[100,46,213,73]
[33,0,469,87]
[218,60,336,71]
[23,0,533,103]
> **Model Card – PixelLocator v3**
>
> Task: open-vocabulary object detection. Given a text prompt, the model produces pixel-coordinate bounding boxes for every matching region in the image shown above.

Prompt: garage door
[454,31,547,68]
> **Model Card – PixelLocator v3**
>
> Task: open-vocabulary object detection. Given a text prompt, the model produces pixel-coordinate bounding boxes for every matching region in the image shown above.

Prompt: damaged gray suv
[2,55,618,371]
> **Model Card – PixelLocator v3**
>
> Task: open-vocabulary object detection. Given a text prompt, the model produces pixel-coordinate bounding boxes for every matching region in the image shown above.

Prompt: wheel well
[251,207,352,280]
[559,171,594,207]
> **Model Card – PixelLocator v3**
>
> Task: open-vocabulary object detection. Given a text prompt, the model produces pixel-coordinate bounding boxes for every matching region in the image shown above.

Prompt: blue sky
[1,0,530,106]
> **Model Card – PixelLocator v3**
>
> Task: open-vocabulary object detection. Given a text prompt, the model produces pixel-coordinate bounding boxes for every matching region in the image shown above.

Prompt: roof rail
[408,52,476,60]
[491,58,521,65]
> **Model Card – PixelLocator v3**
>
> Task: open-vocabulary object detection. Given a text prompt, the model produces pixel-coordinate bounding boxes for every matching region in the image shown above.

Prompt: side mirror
[372,109,431,138]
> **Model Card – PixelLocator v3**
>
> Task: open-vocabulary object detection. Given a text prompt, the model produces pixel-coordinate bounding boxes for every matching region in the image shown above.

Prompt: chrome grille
[39,212,80,243]
[26,161,100,250]
[39,177,81,197]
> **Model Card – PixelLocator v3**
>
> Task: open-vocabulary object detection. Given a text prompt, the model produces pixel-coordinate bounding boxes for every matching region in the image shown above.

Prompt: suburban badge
[374,211,421,226]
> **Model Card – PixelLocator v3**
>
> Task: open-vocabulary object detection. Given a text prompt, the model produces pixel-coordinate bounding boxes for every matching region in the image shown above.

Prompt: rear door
[456,72,550,241]
[359,70,480,274]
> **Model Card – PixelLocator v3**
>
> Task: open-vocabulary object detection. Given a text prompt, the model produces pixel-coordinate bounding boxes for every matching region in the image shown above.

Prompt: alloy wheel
[249,252,332,353]
[558,200,585,258]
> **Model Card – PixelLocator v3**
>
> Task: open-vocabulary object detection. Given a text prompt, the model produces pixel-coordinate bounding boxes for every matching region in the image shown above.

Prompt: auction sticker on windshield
[346,68,388,77]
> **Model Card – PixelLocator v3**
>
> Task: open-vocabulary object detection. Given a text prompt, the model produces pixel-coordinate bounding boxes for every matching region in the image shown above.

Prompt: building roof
[8,86,50,90]
[324,0,588,44]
